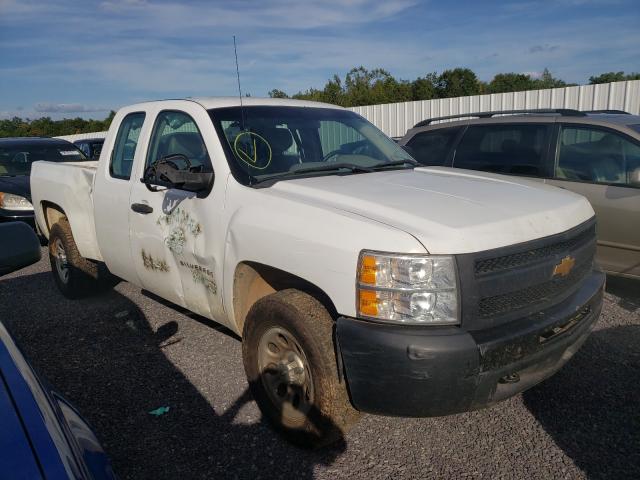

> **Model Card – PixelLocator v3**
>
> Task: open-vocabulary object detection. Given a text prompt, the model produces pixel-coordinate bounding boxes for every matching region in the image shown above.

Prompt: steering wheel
[323,150,342,162]
[143,154,192,191]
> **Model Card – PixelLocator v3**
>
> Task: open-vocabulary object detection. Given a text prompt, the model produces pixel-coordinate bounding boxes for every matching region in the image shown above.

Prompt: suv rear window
[406,127,460,166]
[453,124,548,176]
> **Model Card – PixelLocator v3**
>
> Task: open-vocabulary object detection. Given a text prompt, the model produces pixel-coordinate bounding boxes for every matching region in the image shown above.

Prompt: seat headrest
[166,132,205,159]
[260,127,294,154]
[596,134,620,152]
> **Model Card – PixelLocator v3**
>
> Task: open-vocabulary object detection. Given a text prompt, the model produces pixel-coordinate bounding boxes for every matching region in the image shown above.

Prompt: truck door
[128,106,226,321]
[93,110,148,284]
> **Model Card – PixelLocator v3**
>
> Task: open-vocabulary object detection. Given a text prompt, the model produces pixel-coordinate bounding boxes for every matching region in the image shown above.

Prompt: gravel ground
[1,250,639,480]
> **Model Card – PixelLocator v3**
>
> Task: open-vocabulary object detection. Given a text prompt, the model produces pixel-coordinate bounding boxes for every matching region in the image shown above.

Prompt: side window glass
[92,142,103,160]
[454,124,547,176]
[110,112,145,180]
[78,143,90,157]
[146,111,212,173]
[406,127,460,166]
[556,126,638,185]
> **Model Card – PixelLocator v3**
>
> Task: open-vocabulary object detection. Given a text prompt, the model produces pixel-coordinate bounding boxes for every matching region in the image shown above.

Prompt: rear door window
[453,124,549,176]
[110,112,145,180]
[556,125,640,186]
[406,127,460,166]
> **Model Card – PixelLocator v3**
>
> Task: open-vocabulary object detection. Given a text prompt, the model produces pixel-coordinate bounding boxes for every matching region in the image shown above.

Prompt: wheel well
[232,262,338,334]
[41,202,67,235]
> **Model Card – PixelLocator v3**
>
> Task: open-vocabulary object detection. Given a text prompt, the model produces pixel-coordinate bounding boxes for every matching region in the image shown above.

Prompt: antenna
[233,35,246,130]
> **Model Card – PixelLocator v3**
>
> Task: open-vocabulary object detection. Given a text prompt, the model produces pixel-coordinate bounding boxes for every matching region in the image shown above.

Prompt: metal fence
[349,80,640,137]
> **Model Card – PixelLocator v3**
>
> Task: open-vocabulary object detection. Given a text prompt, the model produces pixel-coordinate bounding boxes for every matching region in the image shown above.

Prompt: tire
[242,289,360,448]
[48,219,116,298]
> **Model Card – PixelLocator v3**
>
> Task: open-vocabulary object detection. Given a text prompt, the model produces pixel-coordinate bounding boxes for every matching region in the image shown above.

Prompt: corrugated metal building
[350,80,640,137]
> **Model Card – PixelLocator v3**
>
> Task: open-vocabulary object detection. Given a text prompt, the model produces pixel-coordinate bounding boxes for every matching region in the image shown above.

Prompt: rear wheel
[48,219,116,298]
[242,289,360,447]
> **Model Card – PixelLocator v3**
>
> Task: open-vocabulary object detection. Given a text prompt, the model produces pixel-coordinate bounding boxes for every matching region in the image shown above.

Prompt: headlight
[357,251,459,325]
[0,192,33,211]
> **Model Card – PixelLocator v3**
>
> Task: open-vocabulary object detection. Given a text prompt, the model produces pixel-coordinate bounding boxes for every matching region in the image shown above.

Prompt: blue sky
[1,0,638,119]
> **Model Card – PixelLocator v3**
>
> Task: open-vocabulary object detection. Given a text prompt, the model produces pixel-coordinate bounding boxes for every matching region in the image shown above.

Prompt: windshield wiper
[370,159,419,170]
[253,163,374,185]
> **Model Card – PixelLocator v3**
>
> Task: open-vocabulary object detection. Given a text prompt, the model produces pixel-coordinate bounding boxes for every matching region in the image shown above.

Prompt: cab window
[556,126,640,186]
[146,111,212,173]
[406,127,460,166]
[453,124,549,176]
[110,112,145,180]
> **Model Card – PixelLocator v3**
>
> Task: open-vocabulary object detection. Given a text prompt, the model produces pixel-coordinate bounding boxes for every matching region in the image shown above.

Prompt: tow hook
[499,372,520,384]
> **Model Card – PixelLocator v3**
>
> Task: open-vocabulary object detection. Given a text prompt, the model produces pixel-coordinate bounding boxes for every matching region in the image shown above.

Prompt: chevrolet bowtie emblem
[553,256,575,277]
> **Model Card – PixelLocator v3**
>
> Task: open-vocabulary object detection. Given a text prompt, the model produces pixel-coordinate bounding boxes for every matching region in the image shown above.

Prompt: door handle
[131,203,153,214]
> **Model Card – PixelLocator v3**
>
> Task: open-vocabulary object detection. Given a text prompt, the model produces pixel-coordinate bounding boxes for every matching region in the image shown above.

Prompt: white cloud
[34,103,109,113]
[95,0,418,30]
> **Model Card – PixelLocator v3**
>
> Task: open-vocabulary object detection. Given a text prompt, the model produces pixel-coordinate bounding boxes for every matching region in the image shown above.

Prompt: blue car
[0,222,116,479]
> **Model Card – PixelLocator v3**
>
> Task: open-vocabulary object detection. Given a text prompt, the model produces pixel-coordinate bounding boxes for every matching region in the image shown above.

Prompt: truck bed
[30,161,102,261]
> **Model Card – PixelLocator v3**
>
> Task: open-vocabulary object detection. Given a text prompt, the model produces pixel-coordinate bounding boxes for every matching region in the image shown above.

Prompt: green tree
[268,89,289,98]
[436,68,480,97]
[589,71,640,84]
[535,68,569,89]
[411,73,438,100]
[488,73,536,93]
[0,110,116,138]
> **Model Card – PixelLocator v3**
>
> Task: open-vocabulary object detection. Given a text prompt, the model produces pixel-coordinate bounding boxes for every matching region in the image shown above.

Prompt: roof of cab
[123,97,342,111]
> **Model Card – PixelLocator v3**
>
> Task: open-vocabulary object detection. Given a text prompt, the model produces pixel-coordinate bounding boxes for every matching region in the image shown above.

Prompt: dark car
[74,138,105,161]
[0,222,116,479]
[0,137,88,227]
[400,109,640,279]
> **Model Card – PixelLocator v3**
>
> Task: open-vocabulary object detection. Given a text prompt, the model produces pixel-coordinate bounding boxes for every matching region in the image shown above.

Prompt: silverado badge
[553,256,576,277]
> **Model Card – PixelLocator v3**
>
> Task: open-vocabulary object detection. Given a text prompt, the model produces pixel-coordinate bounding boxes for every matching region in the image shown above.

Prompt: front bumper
[337,269,605,417]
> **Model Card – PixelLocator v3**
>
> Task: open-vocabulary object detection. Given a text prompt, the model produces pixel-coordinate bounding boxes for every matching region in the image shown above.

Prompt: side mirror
[629,167,640,187]
[142,154,214,193]
[0,222,41,277]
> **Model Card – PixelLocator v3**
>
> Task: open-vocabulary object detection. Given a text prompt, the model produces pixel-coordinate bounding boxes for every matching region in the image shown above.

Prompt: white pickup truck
[31,97,605,447]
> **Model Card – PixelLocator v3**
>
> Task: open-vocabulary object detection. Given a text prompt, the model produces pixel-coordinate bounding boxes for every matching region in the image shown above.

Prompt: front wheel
[242,289,360,448]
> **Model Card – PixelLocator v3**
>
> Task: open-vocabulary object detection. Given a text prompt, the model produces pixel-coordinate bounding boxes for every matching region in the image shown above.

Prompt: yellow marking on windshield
[233,131,272,170]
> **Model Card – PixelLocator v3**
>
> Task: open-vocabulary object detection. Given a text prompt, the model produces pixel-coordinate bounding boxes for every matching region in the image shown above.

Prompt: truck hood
[270,167,594,254]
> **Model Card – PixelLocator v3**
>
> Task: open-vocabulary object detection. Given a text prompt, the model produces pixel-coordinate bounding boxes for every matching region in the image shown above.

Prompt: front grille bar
[475,224,596,276]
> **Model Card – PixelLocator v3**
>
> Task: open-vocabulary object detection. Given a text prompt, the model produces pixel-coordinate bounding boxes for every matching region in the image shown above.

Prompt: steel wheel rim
[257,326,314,423]
[53,238,70,284]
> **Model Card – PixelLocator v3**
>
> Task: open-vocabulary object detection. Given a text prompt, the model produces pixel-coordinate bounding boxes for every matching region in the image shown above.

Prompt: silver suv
[400,109,640,279]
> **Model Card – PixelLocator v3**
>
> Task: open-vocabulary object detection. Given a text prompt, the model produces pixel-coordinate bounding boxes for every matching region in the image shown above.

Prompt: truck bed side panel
[31,161,102,261]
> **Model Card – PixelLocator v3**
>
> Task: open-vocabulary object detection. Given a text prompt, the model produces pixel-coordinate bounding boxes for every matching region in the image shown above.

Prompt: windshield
[209,106,414,184]
[0,142,88,176]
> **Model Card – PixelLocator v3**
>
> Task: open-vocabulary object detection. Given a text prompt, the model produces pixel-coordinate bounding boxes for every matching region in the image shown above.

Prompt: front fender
[223,185,426,322]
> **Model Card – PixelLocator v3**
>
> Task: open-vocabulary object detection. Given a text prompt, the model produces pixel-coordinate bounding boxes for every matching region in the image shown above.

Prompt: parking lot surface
[1,250,638,479]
